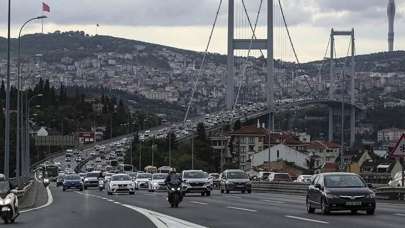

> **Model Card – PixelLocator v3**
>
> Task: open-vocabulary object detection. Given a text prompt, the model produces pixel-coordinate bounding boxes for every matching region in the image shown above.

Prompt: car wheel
[107,191,112,195]
[171,204,174,208]
[129,192,135,195]
[306,199,315,214]
[247,190,252,194]
[79,188,83,191]
[241,190,246,194]
[84,186,87,190]
[226,190,230,194]
[321,198,330,215]
[10,219,15,224]
[206,191,211,197]
[366,208,375,215]
[201,192,205,196]
[351,210,357,214]
[63,188,66,192]
[220,187,224,194]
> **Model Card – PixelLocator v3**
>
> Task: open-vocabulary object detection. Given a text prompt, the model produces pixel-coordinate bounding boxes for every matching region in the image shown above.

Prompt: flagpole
[41,18,44,33]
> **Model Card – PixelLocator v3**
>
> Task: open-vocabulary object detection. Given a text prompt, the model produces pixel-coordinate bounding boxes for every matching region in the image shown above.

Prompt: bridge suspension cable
[183,0,223,124]
[233,0,264,109]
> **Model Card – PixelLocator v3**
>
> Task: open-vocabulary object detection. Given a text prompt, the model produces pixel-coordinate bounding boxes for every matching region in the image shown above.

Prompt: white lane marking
[226,206,257,212]
[190,201,208,205]
[224,195,242,199]
[122,204,207,228]
[285,215,329,224]
[395,213,405,217]
[264,199,285,204]
[21,186,53,213]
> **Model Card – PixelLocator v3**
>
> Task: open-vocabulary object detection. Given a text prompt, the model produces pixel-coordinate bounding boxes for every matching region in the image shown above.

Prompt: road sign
[391,134,405,158]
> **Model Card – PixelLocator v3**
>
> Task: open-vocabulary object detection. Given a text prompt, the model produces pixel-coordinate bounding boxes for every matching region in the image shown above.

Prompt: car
[208,173,220,188]
[148,173,168,192]
[63,174,83,191]
[306,172,376,215]
[181,170,212,196]
[258,171,273,181]
[268,173,292,182]
[294,175,313,184]
[106,174,135,195]
[83,171,102,189]
[134,173,152,190]
[388,171,405,187]
[220,169,251,194]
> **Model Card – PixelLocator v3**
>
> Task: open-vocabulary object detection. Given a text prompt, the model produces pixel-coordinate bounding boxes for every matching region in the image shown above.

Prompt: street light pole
[24,94,43,178]
[4,0,11,178]
[16,16,47,183]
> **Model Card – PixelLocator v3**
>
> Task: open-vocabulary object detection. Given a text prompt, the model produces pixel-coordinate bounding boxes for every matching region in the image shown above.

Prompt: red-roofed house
[306,140,341,168]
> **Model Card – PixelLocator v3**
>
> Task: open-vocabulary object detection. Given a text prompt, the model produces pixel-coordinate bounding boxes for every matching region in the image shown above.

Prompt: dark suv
[306,172,376,215]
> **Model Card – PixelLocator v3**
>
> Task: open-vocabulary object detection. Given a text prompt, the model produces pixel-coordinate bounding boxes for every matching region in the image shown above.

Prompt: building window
[277,150,280,159]
[248,137,255,144]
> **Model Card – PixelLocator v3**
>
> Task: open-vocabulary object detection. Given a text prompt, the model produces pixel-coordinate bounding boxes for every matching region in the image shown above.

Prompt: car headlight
[366,192,376,199]
[325,193,339,199]
[112,184,118,187]
[153,182,159,186]
[171,188,175,191]
[225,181,233,185]
[177,187,181,191]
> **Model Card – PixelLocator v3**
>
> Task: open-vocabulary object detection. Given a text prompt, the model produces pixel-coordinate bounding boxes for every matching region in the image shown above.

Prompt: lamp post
[4,0,11,178]
[23,94,43,178]
[16,16,47,183]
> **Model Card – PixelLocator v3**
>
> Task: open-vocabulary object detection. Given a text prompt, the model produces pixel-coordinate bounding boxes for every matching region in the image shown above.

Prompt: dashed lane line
[285,215,329,224]
[394,213,405,217]
[190,201,208,205]
[226,206,257,212]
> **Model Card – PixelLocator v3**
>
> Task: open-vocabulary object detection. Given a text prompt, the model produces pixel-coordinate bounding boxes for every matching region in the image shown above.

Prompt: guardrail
[252,181,405,200]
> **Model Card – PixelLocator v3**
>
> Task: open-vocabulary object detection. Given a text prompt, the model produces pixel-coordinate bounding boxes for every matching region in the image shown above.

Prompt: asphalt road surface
[15,185,405,228]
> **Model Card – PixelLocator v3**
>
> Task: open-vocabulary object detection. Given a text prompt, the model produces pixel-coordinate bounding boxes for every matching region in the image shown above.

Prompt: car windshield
[0,181,10,194]
[111,175,131,181]
[128,172,137,177]
[137,173,152,179]
[274,174,290,181]
[65,175,81,181]
[153,174,167,180]
[183,171,208,179]
[324,175,366,188]
[227,172,249,179]
[86,172,100,178]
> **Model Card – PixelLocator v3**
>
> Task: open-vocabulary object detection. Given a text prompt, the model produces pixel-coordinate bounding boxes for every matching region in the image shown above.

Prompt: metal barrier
[252,181,405,200]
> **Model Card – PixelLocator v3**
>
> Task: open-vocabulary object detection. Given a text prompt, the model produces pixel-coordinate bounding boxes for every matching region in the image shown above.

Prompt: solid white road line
[394,213,405,217]
[190,201,208,205]
[226,206,257,212]
[21,186,53,213]
[285,215,329,224]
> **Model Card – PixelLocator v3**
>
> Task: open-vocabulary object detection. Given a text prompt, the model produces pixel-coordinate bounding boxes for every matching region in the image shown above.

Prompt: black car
[63,174,84,191]
[306,172,376,215]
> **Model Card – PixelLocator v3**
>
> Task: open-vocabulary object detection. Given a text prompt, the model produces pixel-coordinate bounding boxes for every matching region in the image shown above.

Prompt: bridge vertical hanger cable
[278,0,315,97]
[233,0,264,109]
[183,0,223,124]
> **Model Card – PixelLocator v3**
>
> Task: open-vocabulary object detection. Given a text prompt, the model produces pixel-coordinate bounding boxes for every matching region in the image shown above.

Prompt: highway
[18,185,405,228]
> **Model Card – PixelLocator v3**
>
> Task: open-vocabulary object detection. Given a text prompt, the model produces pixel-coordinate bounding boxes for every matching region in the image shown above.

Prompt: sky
[0,0,404,62]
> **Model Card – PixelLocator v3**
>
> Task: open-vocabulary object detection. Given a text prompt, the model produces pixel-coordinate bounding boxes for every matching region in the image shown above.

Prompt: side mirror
[315,183,322,190]
[367,183,373,188]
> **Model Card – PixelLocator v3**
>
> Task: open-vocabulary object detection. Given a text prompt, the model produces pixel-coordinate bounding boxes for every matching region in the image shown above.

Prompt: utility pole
[191,136,194,169]
[168,131,172,167]
[4,0,11,178]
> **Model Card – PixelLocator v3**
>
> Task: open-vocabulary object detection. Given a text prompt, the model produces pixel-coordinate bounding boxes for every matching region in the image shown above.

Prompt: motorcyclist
[164,171,182,202]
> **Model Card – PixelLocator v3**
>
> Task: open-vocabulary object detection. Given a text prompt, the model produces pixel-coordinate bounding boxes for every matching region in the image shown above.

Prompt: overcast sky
[1,0,404,62]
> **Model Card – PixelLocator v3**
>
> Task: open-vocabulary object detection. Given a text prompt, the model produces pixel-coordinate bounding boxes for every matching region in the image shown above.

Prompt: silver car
[148,173,168,192]
[182,170,212,196]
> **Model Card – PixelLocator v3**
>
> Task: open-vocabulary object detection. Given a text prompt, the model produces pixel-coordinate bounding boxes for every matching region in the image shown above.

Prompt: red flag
[42,2,50,12]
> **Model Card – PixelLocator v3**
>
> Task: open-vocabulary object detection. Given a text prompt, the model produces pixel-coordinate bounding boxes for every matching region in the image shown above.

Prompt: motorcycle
[0,181,19,224]
[167,182,183,208]
[98,179,105,191]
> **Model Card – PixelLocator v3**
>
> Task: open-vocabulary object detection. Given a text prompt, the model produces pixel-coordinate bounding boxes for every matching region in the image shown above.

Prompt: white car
[182,170,212,196]
[388,171,405,187]
[135,173,152,190]
[294,175,313,184]
[148,173,168,192]
[107,174,135,195]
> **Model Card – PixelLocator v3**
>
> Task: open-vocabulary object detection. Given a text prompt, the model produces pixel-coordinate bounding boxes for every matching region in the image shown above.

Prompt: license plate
[237,185,244,188]
[346,202,361,206]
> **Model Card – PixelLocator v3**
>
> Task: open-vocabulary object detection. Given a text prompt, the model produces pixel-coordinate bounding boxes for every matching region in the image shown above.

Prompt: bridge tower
[226,0,274,129]
[329,29,356,147]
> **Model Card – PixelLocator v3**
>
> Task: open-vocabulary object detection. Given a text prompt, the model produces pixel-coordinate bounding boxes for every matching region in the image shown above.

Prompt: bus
[42,164,59,181]
[118,164,134,173]
[158,166,173,174]
[144,165,157,174]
